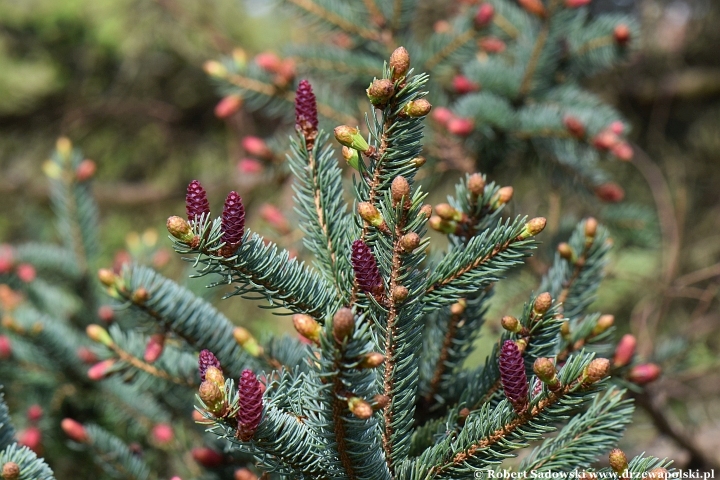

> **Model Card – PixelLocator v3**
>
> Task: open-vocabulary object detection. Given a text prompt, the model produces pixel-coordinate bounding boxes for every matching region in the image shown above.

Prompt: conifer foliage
[0,25,668,480]
[207,0,639,196]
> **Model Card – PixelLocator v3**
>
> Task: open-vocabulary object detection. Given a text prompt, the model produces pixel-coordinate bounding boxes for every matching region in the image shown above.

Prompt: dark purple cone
[295,80,318,150]
[351,239,383,295]
[237,369,263,441]
[221,191,245,249]
[499,340,528,414]
[186,180,211,221]
[198,349,221,381]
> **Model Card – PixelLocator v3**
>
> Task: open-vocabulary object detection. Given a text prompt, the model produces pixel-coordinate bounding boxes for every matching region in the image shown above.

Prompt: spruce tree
[0,18,670,480]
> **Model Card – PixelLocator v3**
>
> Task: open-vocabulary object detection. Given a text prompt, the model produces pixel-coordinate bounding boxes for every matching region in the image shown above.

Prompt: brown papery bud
[392,286,409,303]
[373,394,390,410]
[204,366,226,390]
[557,242,573,260]
[400,233,420,253]
[533,292,552,314]
[501,315,521,333]
[450,300,466,316]
[389,47,410,81]
[402,99,432,117]
[367,78,394,108]
[359,352,384,369]
[2,462,20,480]
[520,217,546,239]
[468,173,485,197]
[333,308,355,342]
[584,358,610,384]
[410,156,426,168]
[348,397,373,419]
[609,448,628,475]
[585,217,598,238]
[131,287,149,304]
[419,204,432,219]
[391,176,411,205]
[493,186,513,207]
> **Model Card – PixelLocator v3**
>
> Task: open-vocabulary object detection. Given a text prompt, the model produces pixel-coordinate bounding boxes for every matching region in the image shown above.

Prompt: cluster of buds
[198,351,229,417]
[431,107,475,137]
[85,324,119,381]
[254,51,296,87]
[499,340,529,414]
[347,394,389,420]
[592,122,633,160]
[18,404,44,455]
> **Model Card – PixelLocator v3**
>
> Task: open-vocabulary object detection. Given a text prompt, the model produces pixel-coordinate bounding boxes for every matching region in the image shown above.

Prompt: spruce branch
[520,387,634,473]
[420,353,605,477]
[169,218,338,321]
[423,217,540,310]
[0,389,16,451]
[282,0,380,42]
[113,263,264,377]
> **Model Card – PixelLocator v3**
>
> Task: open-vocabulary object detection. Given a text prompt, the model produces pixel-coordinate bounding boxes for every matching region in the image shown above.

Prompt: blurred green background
[1,0,719,471]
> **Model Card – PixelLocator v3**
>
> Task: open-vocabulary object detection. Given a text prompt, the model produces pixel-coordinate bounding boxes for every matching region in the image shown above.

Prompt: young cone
[237,369,263,441]
[499,340,528,414]
[351,240,384,296]
[186,180,210,221]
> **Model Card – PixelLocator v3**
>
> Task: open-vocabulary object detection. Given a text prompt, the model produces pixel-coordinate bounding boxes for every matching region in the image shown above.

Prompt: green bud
[334,126,370,153]
[341,146,360,170]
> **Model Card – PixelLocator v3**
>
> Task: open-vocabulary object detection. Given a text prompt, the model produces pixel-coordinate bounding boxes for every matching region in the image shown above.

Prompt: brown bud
[392,286,409,303]
[609,448,628,474]
[293,314,321,343]
[584,358,610,384]
[391,176,411,204]
[468,173,485,197]
[400,233,420,253]
[199,381,226,415]
[389,47,410,81]
[367,78,394,108]
[348,397,373,419]
[613,334,636,367]
[533,292,552,314]
[501,315,521,333]
[458,407,471,425]
[450,300,466,316]
[373,394,390,410]
[584,217,598,238]
[97,268,117,288]
[131,287,149,304]
[332,308,355,342]
[557,242,573,260]
[493,186,513,207]
[358,202,385,227]
[435,203,462,222]
[359,352,384,369]
[592,315,614,336]
[419,204,432,219]
[2,462,20,480]
[402,99,432,117]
